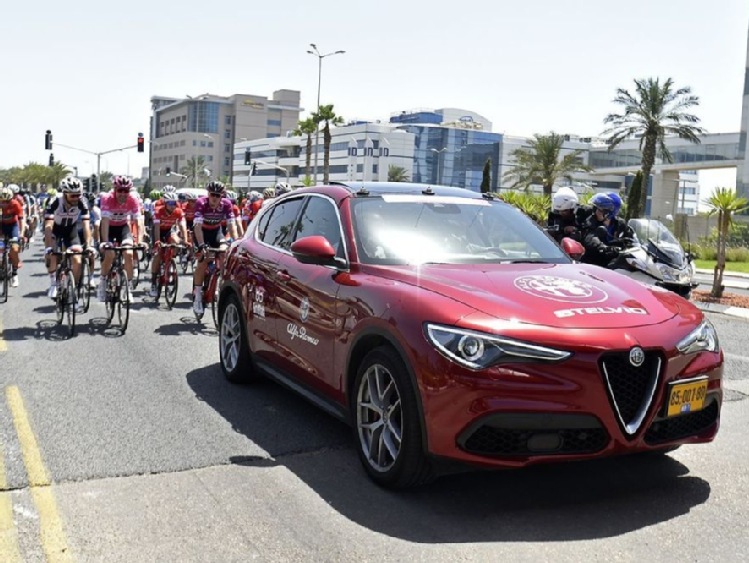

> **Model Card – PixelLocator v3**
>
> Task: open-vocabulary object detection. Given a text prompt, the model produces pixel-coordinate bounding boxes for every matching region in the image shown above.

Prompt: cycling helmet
[249,190,261,202]
[206,180,226,195]
[46,188,58,197]
[590,193,616,215]
[0,187,13,201]
[186,191,198,201]
[226,190,238,203]
[113,176,133,191]
[552,187,579,212]
[162,191,178,202]
[7,183,20,194]
[60,176,84,194]
[274,182,291,195]
[263,187,275,199]
[163,185,177,194]
[607,192,623,217]
[150,189,162,200]
[177,192,187,202]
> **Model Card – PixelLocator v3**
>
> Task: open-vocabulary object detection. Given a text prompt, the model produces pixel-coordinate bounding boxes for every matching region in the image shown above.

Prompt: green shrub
[726,246,749,262]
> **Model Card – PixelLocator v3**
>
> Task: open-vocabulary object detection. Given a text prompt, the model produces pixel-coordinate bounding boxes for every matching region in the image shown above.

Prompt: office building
[149,90,301,189]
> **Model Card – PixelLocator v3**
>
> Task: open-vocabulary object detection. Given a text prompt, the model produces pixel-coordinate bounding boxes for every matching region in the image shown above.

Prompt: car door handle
[277,270,292,282]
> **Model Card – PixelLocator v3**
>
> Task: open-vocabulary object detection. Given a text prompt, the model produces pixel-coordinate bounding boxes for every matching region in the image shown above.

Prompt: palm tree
[603,77,705,218]
[43,162,72,192]
[502,132,592,196]
[704,187,749,298]
[312,104,344,184]
[181,156,209,188]
[292,117,317,181]
[388,165,410,182]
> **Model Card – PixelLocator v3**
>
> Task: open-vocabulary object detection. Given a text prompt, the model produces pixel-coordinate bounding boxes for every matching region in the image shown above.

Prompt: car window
[293,195,344,256]
[258,197,305,249]
[352,196,567,265]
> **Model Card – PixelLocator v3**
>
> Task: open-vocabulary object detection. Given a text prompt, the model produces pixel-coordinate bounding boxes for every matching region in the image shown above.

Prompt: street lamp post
[307,43,346,185]
[430,148,448,185]
[255,159,289,183]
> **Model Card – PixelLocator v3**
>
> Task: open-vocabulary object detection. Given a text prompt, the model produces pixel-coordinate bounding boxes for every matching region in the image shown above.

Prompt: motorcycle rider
[580,193,632,268]
[547,187,581,243]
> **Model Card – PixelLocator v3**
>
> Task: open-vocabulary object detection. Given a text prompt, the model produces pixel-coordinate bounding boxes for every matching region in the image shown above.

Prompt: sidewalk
[693,268,749,320]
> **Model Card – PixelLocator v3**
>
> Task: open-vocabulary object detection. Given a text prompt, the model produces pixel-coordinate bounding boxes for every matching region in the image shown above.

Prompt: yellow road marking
[6,386,73,562]
[0,447,22,563]
[0,317,7,352]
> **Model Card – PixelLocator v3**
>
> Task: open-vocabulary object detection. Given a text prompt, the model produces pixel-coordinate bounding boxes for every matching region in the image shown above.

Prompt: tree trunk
[543,182,552,197]
[305,135,312,179]
[636,135,657,219]
[323,124,331,184]
[711,210,727,298]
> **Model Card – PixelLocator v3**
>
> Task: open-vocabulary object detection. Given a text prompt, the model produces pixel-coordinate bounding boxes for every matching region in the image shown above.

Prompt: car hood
[381,263,686,329]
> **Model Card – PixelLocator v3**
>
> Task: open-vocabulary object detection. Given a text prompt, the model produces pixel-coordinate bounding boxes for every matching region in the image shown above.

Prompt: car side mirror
[290,235,341,267]
[561,237,585,261]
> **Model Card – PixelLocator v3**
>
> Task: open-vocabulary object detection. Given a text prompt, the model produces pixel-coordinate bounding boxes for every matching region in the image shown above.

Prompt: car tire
[219,293,258,383]
[352,346,434,489]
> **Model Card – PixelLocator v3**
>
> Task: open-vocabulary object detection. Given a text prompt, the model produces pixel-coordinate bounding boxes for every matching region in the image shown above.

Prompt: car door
[271,194,347,398]
[249,196,307,364]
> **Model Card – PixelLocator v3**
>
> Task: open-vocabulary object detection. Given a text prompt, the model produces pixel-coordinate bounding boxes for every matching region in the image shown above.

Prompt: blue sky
[2,0,748,192]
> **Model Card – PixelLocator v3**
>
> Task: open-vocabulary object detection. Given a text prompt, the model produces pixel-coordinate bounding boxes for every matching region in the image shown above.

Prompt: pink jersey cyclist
[100,189,141,244]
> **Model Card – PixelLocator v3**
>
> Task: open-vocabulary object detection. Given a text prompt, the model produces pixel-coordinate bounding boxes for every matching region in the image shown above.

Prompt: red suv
[217,182,723,488]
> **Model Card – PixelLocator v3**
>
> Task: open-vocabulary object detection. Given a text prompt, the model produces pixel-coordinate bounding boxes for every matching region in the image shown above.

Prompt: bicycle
[52,248,84,338]
[179,243,195,275]
[102,244,145,333]
[0,236,11,304]
[76,248,96,314]
[195,246,225,327]
[152,242,183,309]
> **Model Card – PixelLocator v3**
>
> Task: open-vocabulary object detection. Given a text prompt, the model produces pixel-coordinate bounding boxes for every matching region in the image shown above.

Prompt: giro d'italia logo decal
[514,275,608,303]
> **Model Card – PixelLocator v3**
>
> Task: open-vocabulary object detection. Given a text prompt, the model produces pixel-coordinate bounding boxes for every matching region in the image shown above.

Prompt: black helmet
[206,181,226,195]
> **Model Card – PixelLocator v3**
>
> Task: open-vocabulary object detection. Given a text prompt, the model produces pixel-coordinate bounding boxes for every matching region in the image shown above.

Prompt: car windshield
[351,194,568,265]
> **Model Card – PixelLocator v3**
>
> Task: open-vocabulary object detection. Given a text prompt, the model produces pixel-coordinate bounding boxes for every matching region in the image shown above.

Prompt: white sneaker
[88,275,98,289]
[75,302,85,313]
[148,285,158,298]
[29,237,35,244]
[97,281,106,302]
[193,295,204,316]
[48,284,57,299]
[10,275,18,287]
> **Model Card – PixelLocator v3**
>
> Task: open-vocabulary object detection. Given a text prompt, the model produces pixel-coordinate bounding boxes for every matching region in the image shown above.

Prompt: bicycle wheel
[105,270,119,323]
[116,269,130,333]
[0,253,8,303]
[140,247,151,271]
[63,272,76,338]
[55,274,65,324]
[164,259,179,309]
[210,279,220,329]
[78,258,91,313]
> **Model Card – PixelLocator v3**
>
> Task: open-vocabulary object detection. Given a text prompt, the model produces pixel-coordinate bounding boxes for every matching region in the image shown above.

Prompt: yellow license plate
[667,378,708,417]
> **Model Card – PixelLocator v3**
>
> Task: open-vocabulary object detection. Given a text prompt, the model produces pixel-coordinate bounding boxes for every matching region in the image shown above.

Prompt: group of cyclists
[546,187,634,268]
[1,174,293,317]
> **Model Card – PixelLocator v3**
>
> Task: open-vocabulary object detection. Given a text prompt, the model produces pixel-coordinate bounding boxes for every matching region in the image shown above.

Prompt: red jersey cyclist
[98,176,145,301]
[192,181,238,316]
[148,191,188,297]
[0,186,25,288]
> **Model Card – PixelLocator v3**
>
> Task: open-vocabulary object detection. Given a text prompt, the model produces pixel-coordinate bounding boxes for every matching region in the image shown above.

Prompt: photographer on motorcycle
[581,193,634,268]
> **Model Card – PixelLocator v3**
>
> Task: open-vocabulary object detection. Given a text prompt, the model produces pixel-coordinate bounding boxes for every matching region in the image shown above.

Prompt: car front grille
[459,413,609,456]
[600,351,661,436]
[644,398,720,444]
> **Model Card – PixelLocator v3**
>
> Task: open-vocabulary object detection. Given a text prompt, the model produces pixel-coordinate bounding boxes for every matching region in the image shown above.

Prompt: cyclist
[261,186,275,208]
[547,187,581,243]
[98,176,145,301]
[8,184,29,245]
[79,193,101,288]
[192,180,238,316]
[241,190,263,230]
[223,190,244,238]
[0,186,24,287]
[43,177,91,302]
[148,191,188,297]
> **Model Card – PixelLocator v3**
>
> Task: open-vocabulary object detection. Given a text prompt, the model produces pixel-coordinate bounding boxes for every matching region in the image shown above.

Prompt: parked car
[217,182,723,488]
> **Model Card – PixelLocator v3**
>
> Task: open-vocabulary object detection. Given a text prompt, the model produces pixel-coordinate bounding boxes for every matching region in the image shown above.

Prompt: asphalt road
[0,241,747,562]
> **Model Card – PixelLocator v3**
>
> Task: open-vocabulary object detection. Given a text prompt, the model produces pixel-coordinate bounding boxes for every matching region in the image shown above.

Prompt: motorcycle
[600,219,697,299]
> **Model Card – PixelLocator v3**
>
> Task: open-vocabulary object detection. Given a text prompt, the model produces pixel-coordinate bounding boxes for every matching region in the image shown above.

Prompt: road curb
[693,300,749,320]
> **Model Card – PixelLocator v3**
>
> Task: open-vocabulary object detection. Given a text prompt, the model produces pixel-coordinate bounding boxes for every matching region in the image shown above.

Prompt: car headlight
[425,324,572,370]
[655,262,678,281]
[677,319,720,354]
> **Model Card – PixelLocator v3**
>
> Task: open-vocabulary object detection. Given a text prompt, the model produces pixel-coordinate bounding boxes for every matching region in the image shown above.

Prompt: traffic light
[244,149,251,166]
[45,130,53,150]
[165,167,171,175]
[83,177,91,192]
[91,175,97,192]
[137,133,145,153]
[250,162,257,176]
[49,153,54,166]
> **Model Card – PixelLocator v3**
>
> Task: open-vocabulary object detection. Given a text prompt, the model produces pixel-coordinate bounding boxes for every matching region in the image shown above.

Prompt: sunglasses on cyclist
[208,193,223,199]
[165,201,177,206]
[116,189,130,194]
[67,193,82,198]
